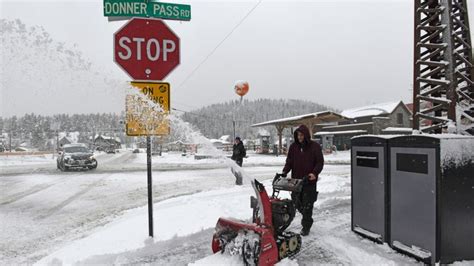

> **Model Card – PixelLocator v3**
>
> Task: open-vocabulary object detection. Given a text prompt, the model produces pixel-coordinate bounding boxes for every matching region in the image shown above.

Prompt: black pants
[291,183,318,230]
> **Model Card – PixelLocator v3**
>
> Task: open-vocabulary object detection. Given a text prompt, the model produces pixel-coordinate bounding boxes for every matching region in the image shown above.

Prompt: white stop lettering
[118,37,176,61]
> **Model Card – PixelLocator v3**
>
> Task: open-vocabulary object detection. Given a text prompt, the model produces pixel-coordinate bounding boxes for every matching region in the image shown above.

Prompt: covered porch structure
[251,111,346,155]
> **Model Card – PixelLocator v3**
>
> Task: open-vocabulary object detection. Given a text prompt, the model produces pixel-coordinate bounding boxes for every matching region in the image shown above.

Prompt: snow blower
[211,173,307,265]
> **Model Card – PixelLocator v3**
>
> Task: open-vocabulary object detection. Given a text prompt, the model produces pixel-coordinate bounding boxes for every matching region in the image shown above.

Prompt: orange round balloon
[234,81,249,97]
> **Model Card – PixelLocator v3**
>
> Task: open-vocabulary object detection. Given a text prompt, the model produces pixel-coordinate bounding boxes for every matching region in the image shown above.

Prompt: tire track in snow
[0,176,71,205]
[35,174,112,220]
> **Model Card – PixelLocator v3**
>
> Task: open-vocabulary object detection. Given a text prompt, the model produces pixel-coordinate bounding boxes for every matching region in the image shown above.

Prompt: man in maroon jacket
[282,124,324,236]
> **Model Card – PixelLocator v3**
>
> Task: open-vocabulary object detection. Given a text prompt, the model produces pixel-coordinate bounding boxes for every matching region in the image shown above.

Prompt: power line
[177,0,263,89]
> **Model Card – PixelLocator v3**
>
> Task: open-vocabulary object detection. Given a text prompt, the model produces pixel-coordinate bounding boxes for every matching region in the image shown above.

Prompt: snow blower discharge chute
[211,174,308,265]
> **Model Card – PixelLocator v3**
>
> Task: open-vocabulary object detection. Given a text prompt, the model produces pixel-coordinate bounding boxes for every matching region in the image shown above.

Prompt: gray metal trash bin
[351,136,390,243]
[389,135,474,264]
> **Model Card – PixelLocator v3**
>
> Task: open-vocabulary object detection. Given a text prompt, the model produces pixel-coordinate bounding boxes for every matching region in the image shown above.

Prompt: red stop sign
[114,18,180,81]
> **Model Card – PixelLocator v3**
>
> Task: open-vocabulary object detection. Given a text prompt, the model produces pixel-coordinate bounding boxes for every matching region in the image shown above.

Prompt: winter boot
[300,227,310,236]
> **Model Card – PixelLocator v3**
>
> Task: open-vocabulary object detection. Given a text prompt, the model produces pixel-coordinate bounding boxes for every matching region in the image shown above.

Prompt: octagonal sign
[114,18,180,81]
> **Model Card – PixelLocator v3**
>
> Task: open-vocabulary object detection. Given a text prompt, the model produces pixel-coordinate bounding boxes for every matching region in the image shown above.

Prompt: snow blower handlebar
[272,173,308,197]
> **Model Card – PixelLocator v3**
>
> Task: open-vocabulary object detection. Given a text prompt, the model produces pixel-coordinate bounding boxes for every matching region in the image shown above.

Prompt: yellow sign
[126,81,170,136]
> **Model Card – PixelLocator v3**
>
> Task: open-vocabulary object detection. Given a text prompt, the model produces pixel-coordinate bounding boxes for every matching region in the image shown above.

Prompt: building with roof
[58,136,73,148]
[249,101,413,153]
[94,135,122,150]
[251,111,346,154]
[314,101,412,150]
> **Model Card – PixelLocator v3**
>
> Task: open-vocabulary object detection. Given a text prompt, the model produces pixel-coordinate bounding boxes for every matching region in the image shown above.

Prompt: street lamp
[233,80,249,139]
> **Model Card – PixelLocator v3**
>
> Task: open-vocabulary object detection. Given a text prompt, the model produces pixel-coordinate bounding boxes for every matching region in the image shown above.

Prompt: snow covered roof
[257,129,270,136]
[341,101,403,119]
[351,134,404,140]
[58,132,79,143]
[353,133,474,141]
[315,130,367,136]
[210,139,230,145]
[219,135,231,142]
[167,140,193,145]
[95,135,121,143]
[322,122,373,130]
[59,136,74,143]
[251,111,345,127]
[403,133,474,140]
[382,127,413,132]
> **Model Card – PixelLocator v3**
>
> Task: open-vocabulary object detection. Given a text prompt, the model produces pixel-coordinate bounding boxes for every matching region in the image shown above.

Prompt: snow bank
[35,165,350,265]
[35,184,257,265]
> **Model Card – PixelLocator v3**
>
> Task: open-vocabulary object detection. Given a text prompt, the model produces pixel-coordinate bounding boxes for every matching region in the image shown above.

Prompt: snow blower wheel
[279,241,288,259]
[288,233,301,253]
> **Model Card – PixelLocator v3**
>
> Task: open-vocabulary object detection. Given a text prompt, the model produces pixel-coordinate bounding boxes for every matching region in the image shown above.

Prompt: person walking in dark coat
[231,137,246,167]
[282,125,324,236]
[231,137,246,185]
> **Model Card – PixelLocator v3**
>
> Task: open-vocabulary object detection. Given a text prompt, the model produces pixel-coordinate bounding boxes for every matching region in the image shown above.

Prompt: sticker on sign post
[126,82,170,136]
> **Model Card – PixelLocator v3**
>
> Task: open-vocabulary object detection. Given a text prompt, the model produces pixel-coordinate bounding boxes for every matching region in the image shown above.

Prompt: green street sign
[104,0,191,21]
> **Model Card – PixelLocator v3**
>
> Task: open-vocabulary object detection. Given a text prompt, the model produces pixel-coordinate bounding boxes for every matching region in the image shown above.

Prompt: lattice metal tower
[413,0,474,134]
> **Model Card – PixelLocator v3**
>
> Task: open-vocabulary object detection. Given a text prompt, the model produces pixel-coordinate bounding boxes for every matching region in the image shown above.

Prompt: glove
[302,176,309,185]
[280,173,287,178]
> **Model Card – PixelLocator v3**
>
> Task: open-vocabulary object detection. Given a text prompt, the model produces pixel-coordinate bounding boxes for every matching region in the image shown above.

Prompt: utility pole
[413,0,474,134]
[233,120,236,140]
[9,120,12,152]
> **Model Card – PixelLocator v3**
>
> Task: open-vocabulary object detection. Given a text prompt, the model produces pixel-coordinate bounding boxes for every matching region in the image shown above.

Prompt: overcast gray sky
[2,0,472,117]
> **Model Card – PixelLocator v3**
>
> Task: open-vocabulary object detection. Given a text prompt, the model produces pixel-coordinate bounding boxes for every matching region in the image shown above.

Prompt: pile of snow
[36,184,256,265]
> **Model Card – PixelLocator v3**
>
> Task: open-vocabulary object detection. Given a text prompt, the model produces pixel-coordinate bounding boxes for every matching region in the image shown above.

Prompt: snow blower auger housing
[212,174,306,265]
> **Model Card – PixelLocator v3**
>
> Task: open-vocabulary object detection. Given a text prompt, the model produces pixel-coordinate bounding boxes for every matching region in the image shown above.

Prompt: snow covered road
[0,151,351,176]
[22,163,424,266]
[0,163,280,265]
[2,151,453,265]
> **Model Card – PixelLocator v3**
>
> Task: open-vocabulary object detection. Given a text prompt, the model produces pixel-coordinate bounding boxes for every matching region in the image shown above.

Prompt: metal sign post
[110,11,183,239]
[126,82,170,238]
[146,136,153,237]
